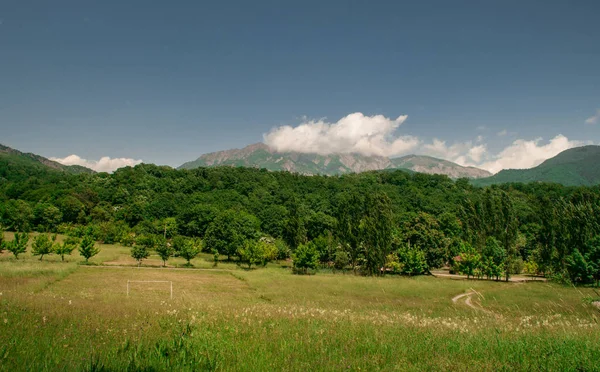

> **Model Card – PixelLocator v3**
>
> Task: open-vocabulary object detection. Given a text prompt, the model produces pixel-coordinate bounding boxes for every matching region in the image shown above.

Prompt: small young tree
[155,236,174,267]
[6,232,29,259]
[397,247,428,276]
[237,240,267,269]
[458,252,481,279]
[131,245,150,267]
[53,236,79,261]
[179,239,201,266]
[32,233,54,261]
[293,242,320,274]
[79,234,100,263]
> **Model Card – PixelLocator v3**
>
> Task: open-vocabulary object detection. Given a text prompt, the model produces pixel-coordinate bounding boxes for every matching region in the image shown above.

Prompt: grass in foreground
[1,239,599,371]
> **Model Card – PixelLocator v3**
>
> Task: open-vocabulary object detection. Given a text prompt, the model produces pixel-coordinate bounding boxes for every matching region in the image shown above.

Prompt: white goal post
[127,280,173,299]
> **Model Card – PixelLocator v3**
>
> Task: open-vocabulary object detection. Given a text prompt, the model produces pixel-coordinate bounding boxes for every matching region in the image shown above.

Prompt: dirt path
[451,289,497,315]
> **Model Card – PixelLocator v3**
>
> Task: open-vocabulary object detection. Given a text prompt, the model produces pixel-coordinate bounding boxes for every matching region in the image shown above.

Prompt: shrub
[79,234,100,262]
[32,234,54,260]
[155,236,174,267]
[293,242,320,274]
[179,239,201,266]
[131,245,150,267]
[397,247,428,276]
[54,236,79,261]
[6,232,29,259]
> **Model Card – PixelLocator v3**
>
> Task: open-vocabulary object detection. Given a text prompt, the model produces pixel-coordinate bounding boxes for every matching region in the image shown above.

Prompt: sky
[1,0,599,173]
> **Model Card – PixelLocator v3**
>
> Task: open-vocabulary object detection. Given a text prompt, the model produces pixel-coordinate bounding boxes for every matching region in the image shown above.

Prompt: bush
[397,247,428,276]
[79,234,100,262]
[131,245,150,266]
[523,260,539,275]
[32,233,54,261]
[508,257,524,275]
[293,242,320,274]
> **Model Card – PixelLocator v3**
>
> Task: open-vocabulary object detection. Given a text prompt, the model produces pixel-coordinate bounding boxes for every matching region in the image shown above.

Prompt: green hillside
[473,145,600,186]
[0,144,94,182]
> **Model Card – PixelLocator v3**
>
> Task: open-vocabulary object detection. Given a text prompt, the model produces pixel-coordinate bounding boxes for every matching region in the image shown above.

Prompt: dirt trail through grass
[452,289,498,316]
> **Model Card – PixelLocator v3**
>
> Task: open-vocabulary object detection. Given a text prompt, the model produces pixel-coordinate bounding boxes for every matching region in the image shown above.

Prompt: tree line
[1,164,599,285]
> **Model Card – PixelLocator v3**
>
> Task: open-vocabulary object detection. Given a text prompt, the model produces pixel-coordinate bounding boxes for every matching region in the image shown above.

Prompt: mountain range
[0,144,94,181]
[3,142,600,186]
[178,143,492,179]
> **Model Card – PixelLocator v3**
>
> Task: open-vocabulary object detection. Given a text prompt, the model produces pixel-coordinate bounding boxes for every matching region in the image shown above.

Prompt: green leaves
[292,242,320,274]
[6,232,29,259]
[31,233,54,260]
[78,234,99,262]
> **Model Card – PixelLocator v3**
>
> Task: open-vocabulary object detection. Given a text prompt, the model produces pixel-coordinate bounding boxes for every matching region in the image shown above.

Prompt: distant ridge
[473,145,600,186]
[179,143,492,179]
[0,143,95,180]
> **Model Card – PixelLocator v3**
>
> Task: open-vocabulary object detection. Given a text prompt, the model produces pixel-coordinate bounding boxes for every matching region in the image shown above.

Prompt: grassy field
[1,233,600,371]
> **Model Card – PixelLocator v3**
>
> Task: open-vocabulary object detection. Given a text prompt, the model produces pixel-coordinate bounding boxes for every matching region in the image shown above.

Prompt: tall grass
[1,240,599,371]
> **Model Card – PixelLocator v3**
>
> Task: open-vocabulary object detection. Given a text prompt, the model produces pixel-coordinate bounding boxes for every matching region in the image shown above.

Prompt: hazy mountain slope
[179,143,491,178]
[0,144,94,181]
[390,155,491,179]
[473,145,600,186]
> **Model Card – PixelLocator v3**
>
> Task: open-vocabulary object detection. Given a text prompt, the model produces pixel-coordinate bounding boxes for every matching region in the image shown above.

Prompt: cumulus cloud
[585,109,599,124]
[50,155,143,173]
[477,135,583,174]
[263,112,419,157]
[263,112,588,174]
[421,135,583,173]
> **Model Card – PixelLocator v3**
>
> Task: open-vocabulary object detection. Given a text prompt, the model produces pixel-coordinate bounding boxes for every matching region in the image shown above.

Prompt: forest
[1,163,599,285]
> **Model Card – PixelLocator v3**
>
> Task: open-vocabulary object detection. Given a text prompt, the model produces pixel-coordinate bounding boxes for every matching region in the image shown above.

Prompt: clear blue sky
[1,0,599,170]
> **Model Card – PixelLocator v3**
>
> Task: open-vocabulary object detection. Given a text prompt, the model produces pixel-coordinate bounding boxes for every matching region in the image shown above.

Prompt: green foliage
[31,233,54,260]
[237,240,274,269]
[53,236,79,261]
[6,232,29,259]
[275,238,291,260]
[78,235,99,262]
[5,146,600,284]
[293,242,320,274]
[397,245,429,276]
[179,239,201,266]
[131,245,150,266]
[586,236,600,286]
[333,248,350,271]
[155,236,174,267]
[566,249,592,284]
[457,247,481,279]
[204,210,260,260]
[360,192,394,275]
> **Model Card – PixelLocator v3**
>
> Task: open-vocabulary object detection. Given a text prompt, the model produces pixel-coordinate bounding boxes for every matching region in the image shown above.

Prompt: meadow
[1,233,600,371]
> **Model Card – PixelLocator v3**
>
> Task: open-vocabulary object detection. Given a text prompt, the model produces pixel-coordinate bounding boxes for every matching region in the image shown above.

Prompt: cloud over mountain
[50,155,142,173]
[263,112,586,174]
[263,112,419,157]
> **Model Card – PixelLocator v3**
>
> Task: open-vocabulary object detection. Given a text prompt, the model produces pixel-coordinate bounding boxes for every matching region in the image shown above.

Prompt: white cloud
[50,155,143,173]
[263,111,588,175]
[477,135,583,174]
[263,112,419,157]
[421,135,583,174]
[422,139,488,167]
[585,109,599,124]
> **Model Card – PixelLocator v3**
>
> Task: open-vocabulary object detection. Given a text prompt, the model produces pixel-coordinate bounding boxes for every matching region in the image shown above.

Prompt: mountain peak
[179,143,491,178]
